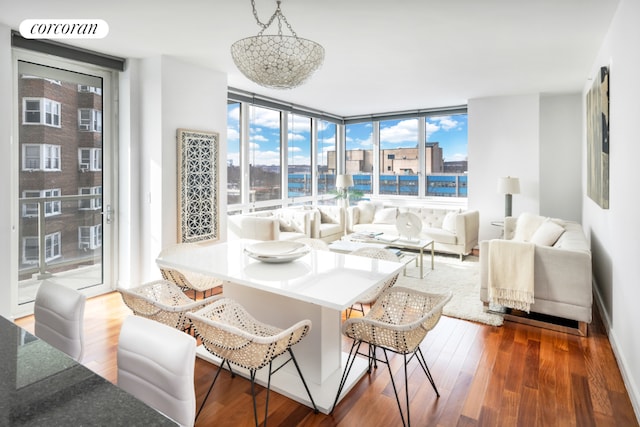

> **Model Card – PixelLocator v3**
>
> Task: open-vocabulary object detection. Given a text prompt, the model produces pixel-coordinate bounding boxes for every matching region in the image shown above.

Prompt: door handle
[102,205,114,224]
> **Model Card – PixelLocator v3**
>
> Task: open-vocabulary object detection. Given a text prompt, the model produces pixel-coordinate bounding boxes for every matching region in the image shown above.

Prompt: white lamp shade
[336,174,354,189]
[497,176,520,195]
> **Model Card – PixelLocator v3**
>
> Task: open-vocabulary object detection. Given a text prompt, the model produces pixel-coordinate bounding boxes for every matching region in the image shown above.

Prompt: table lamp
[336,174,354,200]
[497,176,520,217]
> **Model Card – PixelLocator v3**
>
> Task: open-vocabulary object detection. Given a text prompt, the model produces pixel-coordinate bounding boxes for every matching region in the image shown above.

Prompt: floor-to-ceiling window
[287,113,312,199]
[425,114,468,197]
[316,120,336,200]
[227,92,467,207]
[345,122,374,195]
[249,105,282,208]
[227,101,242,205]
[379,118,419,196]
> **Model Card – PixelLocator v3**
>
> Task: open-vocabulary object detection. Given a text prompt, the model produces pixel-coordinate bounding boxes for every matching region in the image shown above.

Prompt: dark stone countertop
[0,315,177,426]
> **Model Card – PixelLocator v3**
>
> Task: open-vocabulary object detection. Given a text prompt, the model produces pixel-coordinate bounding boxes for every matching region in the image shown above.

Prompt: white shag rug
[396,254,504,327]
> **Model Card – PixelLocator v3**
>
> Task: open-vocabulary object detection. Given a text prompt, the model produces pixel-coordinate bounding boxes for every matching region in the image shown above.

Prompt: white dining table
[156,239,404,414]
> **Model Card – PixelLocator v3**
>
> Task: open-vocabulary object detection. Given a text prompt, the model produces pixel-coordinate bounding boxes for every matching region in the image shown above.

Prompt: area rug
[397,254,504,327]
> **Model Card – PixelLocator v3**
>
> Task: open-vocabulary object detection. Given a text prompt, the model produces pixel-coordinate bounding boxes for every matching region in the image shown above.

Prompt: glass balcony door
[15,53,115,312]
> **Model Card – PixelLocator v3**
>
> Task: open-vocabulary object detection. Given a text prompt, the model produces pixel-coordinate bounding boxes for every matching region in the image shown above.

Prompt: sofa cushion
[357,201,376,224]
[442,212,457,233]
[513,213,546,242]
[421,227,457,245]
[530,219,565,246]
[319,223,342,238]
[279,217,303,233]
[320,210,337,224]
[373,207,397,224]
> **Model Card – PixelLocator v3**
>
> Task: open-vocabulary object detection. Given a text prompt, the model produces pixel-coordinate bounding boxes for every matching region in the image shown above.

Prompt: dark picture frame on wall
[177,128,220,243]
[586,66,610,209]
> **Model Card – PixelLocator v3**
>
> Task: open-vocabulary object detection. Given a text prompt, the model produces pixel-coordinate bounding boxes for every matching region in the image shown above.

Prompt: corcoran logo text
[20,19,109,39]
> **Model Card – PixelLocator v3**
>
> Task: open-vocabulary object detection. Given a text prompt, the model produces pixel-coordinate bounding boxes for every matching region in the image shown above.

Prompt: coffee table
[327,240,418,277]
[330,234,434,279]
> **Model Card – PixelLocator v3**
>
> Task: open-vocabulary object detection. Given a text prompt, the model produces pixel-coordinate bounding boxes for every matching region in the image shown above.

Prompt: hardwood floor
[15,292,638,427]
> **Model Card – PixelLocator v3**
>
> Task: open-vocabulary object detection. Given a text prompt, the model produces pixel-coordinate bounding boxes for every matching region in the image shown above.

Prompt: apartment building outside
[18,71,103,281]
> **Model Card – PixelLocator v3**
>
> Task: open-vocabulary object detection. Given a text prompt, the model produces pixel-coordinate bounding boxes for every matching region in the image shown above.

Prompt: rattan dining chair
[158,243,224,299]
[117,280,221,333]
[187,298,318,426]
[331,287,452,427]
[346,247,400,317]
[34,281,86,362]
[118,315,197,427]
[294,237,330,251]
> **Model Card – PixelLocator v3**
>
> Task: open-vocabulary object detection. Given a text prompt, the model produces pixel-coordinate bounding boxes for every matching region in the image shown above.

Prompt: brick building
[18,73,103,278]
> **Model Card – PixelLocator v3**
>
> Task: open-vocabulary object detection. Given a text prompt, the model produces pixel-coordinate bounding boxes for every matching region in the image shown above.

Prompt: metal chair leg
[415,347,439,396]
[330,340,361,413]
[196,359,227,420]
[381,348,408,427]
[288,348,319,413]
[249,369,260,427]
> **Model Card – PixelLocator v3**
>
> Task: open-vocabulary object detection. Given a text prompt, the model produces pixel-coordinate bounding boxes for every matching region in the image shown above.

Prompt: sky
[227,103,468,168]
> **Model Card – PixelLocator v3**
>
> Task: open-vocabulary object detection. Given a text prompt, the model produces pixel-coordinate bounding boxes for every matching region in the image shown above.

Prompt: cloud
[288,132,307,141]
[249,149,280,166]
[251,134,268,143]
[251,107,280,128]
[227,127,239,142]
[426,116,461,138]
[289,114,311,132]
[228,104,239,122]
[380,119,418,144]
[435,116,459,130]
[319,136,336,145]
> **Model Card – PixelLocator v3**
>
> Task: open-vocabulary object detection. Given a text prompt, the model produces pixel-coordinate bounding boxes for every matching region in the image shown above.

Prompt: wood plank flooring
[15,292,638,427]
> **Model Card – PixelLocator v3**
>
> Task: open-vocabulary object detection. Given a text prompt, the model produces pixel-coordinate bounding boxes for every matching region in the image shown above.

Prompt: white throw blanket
[488,239,535,312]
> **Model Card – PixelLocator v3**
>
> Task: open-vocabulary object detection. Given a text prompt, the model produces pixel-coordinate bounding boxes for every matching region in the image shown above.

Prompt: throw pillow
[442,212,457,233]
[357,201,376,224]
[279,218,302,233]
[513,212,546,242]
[373,207,397,224]
[530,219,565,246]
[320,210,335,224]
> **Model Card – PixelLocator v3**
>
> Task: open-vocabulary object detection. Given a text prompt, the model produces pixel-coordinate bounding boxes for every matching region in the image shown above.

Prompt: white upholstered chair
[118,315,197,427]
[347,247,400,317]
[187,298,318,425]
[117,280,221,333]
[34,281,86,361]
[332,287,452,426]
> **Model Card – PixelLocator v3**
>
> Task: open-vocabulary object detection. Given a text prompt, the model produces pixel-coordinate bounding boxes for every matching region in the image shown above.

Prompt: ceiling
[1,0,619,117]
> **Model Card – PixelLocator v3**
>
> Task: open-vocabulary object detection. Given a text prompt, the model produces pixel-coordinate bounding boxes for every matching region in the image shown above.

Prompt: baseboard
[593,281,640,424]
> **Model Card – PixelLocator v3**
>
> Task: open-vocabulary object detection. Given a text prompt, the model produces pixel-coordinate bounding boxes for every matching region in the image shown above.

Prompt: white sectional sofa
[346,201,480,259]
[479,213,593,334]
[227,208,312,241]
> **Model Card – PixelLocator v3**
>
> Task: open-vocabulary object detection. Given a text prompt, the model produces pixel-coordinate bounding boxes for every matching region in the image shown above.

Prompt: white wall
[583,0,640,418]
[467,94,540,241]
[0,24,15,317]
[468,93,583,241]
[118,55,228,287]
[540,94,583,222]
